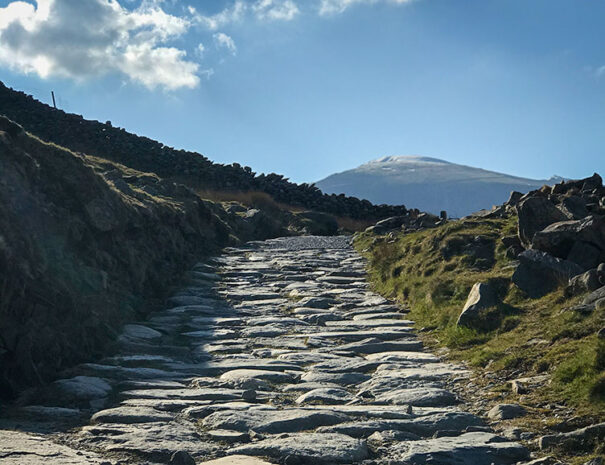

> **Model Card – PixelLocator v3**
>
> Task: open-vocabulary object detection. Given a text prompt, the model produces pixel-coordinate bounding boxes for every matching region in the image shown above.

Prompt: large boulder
[487,404,526,420]
[457,283,498,329]
[531,216,605,269]
[566,269,602,297]
[558,195,589,219]
[512,250,584,298]
[516,197,567,248]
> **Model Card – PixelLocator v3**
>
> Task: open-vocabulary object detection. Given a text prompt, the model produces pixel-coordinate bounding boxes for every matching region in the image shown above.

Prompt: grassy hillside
[355,216,604,461]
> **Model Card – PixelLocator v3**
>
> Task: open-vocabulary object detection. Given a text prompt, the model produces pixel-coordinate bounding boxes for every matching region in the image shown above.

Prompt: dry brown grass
[197,190,374,233]
[197,189,304,213]
[335,216,374,232]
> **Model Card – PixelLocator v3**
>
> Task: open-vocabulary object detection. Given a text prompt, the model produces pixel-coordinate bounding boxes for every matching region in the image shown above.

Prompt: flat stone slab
[0,430,108,464]
[52,376,112,401]
[121,324,163,340]
[295,388,354,405]
[229,432,368,463]
[91,406,174,424]
[202,407,350,433]
[301,371,370,386]
[291,330,414,342]
[220,369,297,385]
[79,421,214,461]
[373,387,458,407]
[310,359,379,373]
[182,329,238,339]
[200,456,273,465]
[120,388,244,401]
[282,382,343,393]
[390,432,529,465]
[317,411,484,438]
[336,338,423,354]
[207,429,250,443]
[325,319,413,328]
[365,351,440,363]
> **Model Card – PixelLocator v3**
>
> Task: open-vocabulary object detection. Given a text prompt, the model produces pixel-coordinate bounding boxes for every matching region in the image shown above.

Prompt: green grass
[354,216,605,419]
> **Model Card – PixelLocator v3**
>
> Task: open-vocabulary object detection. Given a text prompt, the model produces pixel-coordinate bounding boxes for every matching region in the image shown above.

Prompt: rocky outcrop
[509,173,605,297]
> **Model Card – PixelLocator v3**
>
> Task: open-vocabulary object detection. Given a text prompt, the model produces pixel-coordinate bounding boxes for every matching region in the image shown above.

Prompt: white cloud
[319,0,414,16]
[196,42,206,58]
[253,0,300,21]
[213,32,237,55]
[596,65,605,78]
[0,0,199,90]
[191,0,299,29]
[189,1,247,31]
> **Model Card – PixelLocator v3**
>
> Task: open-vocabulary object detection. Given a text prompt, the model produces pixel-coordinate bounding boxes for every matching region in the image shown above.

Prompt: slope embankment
[0,115,327,399]
[356,174,605,461]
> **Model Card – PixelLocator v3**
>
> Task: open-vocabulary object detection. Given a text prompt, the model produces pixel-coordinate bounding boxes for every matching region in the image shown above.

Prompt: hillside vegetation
[356,175,605,461]
[0,81,407,221]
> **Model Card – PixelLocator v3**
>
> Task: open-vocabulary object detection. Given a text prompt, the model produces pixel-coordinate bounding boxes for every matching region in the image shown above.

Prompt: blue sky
[0,0,603,184]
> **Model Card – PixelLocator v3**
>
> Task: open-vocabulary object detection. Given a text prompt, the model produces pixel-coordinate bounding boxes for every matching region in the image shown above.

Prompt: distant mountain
[316,156,562,218]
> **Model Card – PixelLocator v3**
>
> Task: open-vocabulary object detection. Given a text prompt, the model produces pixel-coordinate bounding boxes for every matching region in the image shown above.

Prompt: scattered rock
[487,404,526,420]
[169,450,196,465]
[538,422,605,451]
[512,250,583,298]
[566,269,602,296]
[457,282,498,329]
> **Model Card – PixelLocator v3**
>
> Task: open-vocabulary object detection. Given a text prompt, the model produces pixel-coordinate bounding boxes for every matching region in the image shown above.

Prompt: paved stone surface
[0,235,528,464]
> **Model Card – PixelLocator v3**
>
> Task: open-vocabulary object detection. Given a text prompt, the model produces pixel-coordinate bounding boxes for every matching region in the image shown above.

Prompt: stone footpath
[0,236,531,464]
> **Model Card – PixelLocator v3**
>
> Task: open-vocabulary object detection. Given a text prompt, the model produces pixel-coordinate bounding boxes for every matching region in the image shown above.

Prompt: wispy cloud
[0,0,198,90]
[189,1,247,31]
[213,32,237,55]
[253,0,300,21]
[190,0,299,30]
[318,0,414,16]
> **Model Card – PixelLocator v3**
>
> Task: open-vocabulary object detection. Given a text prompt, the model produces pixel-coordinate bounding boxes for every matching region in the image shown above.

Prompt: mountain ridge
[317,155,563,217]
